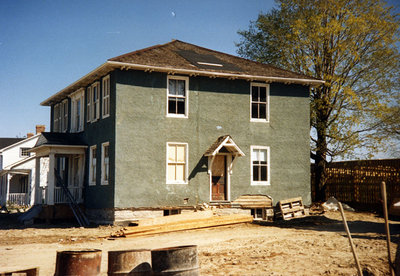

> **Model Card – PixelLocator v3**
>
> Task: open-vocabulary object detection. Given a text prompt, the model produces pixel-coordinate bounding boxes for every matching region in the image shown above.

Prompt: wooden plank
[112,214,253,238]
[138,210,213,227]
[279,197,303,205]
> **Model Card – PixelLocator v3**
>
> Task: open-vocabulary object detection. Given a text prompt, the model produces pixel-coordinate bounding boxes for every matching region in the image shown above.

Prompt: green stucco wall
[113,70,310,208]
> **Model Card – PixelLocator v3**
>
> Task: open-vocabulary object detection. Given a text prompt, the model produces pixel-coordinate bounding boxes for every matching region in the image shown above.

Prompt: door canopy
[204,135,245,157]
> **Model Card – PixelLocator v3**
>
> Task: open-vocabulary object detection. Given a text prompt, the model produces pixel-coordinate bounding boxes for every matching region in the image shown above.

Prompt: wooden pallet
[278,197,306,220]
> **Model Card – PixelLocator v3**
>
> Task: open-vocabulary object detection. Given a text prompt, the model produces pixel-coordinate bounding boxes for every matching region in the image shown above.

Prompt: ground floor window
[101,142,109,185]
[89,145,97,186]
[251,146,270,185]
[166,143,188,184]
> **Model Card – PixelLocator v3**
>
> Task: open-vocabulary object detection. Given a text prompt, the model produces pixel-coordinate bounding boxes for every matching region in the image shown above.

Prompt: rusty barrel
[54,249,102,276]
[108,249,152,275]
[151,245,199,275]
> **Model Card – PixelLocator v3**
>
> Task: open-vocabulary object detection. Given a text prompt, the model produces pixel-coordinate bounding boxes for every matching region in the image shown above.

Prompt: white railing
[8,193,29,206]
[54,187,83,204]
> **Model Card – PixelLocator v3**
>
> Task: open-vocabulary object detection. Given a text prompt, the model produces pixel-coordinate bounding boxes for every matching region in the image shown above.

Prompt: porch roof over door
[204,135,245,157]
[29,132,87,157]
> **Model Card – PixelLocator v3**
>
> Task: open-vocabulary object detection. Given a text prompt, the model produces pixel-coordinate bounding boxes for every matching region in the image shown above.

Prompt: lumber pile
[110,212,253,238]
[278,197,306,220]
[231,194,273,208]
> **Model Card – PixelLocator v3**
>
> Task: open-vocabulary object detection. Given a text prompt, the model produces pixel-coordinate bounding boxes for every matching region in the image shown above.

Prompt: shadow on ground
[255,213,400,236]
[0,212,86,229]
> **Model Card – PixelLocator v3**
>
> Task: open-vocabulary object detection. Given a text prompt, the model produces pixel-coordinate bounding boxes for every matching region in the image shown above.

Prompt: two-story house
[31,40,323,223]
[0,125,47,207]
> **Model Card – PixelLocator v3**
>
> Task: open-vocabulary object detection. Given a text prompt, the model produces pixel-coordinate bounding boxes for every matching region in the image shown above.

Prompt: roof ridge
[108,40,177,62]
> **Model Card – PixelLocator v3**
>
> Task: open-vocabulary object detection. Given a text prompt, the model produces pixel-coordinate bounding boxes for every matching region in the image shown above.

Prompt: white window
[167,76,188,118]
[251,146,270,185]
[70,89,84,132]
[20,147,31,157]
[166,143,188,184]
[91,82,100,122]
[53,103,61,132]
[250,83,269,122]
[102,75,110,118]
[101,142,109,185]
[61,99,68,132]
[87,86,92,122]
[89,145,97,186]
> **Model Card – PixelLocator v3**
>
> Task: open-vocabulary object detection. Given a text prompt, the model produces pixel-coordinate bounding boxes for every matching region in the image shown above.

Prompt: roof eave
[40,63,116,106]
[41,59,325,107]
[107,61,325,87]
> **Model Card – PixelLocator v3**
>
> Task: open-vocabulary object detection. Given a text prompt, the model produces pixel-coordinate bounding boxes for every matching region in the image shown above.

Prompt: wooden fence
[311,159,400,210]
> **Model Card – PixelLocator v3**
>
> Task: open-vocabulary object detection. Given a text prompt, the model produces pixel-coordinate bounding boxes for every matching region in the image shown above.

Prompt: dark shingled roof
[41,40,324,106]
[0,138,24,150]
[109,40,317,81]
[34,132,86,148]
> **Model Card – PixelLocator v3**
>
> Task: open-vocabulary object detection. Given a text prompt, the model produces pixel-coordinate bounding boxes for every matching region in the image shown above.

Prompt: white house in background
[0,125,48,207]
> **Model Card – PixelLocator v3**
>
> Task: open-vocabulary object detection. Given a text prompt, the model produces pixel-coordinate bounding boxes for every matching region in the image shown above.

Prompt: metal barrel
[107,249,152,276]
[151,245,199,276]
[54,249,102,276]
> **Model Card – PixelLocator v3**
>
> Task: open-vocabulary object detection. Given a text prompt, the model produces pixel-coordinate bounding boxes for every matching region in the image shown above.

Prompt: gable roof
[41,40,324,106]
[204,135,245,157]
[0,138,24,150]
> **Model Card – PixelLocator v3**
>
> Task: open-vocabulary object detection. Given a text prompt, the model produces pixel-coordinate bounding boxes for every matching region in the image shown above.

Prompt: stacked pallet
[278,197,306,220]
[110,211,253,238]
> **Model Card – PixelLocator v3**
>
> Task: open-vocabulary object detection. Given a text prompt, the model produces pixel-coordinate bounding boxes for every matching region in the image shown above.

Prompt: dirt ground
[1,210,400,275]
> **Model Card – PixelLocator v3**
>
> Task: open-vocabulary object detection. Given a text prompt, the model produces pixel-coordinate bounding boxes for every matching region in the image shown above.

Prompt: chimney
[36,125,45,134]
[27,133,34,138]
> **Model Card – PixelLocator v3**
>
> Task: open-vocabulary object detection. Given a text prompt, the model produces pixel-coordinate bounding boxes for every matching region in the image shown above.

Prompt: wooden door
[212,155,227,201]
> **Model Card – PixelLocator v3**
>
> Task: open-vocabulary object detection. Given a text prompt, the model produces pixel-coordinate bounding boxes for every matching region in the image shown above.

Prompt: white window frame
[19,147,31,158]
[250,82,270,123]
[70,89,85,133]
[166,142,188,184]
[89,145,97,186]
[53,103,61,132]
[61,99,68,132]
[87,86,92,122]
[102,75,110,119]
[166,75,189,118]
[101,142,110,185]
[91,82,100,122]
[250,145,270,186]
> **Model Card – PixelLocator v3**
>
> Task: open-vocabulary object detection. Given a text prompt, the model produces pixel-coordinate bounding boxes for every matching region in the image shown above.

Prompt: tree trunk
[314,107,329,202]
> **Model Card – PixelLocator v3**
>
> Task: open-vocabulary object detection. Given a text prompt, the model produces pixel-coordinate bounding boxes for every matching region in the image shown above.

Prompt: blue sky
[0,0,275,137]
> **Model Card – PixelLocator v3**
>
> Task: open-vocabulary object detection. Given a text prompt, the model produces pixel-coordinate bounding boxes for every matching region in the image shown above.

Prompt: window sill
[167,114,188,119]
[88,182,96,186]
[166,181,188,185]
[250,118,269,123]
[101,181,109,186]
[251,181,270,186]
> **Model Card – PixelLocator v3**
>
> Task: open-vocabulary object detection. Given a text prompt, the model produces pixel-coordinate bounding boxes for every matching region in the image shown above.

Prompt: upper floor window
[167,76,188,118]
[54,103,61,132]
[87,82,100,123]
[251,146,270,185]
[166,142,188,184]
[102,75,110,118]
[20,147,31,157]
[70,89,84,133]
[251,83,269,122]
[61,99,68,132]
[87,86,92,122]
[101,142,109,185]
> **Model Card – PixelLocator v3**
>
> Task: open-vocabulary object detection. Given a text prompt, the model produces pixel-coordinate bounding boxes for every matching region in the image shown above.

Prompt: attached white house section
[0,134,48,206]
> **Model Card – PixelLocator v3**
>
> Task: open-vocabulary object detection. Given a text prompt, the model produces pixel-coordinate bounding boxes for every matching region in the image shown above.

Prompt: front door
[212,155,227,201]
